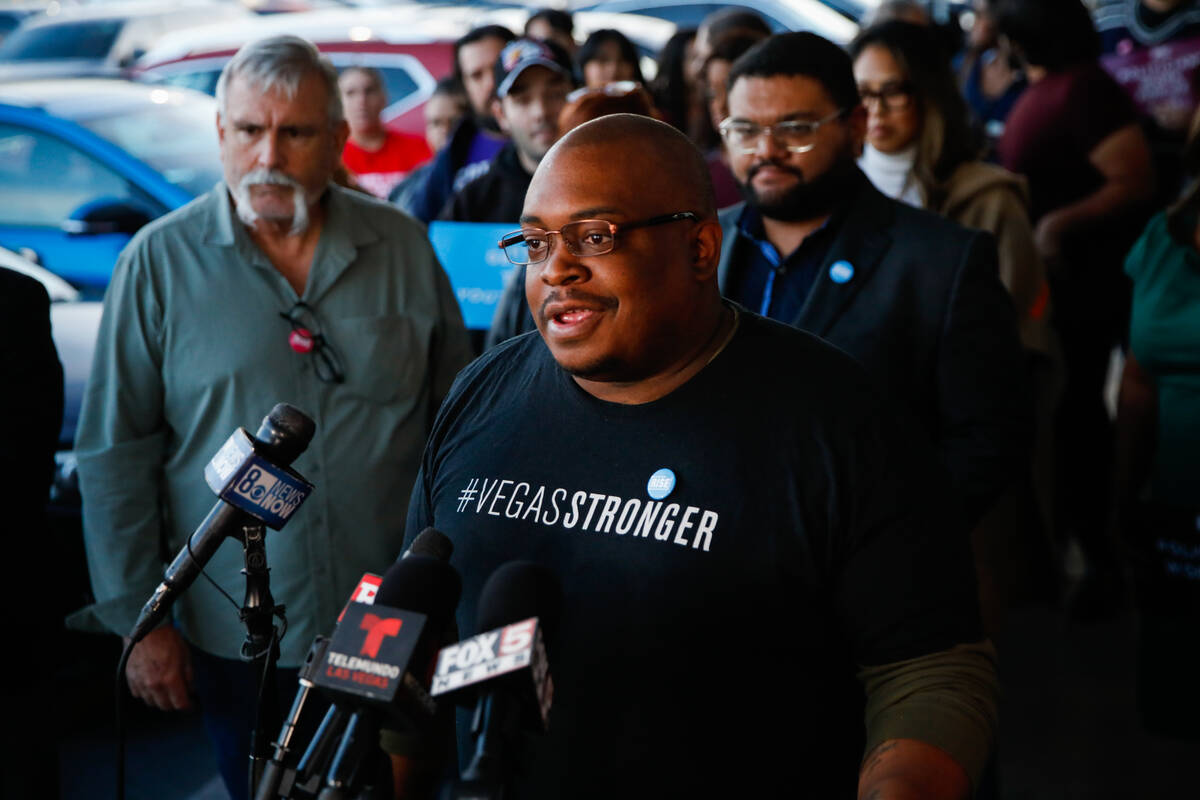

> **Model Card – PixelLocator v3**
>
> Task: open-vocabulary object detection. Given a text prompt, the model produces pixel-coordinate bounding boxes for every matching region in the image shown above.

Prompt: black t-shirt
[405,311,980,798]
[438,142,532,224]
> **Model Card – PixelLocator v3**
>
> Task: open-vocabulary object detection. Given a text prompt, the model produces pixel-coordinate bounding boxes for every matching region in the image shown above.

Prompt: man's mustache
[746,161,806,182]
[239,168,304,191]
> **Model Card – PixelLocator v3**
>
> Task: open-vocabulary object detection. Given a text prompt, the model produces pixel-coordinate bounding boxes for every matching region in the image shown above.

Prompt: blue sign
[647,468,676,500]
[428,221,520,330]
[829,260,854,284]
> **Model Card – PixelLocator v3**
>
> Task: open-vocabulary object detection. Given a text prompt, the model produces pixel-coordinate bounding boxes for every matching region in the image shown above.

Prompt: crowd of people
[7,0,1199,798]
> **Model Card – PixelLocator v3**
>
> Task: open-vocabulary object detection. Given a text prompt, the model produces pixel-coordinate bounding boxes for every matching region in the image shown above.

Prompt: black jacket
[717,173,1033,524]
[438,142,532,223]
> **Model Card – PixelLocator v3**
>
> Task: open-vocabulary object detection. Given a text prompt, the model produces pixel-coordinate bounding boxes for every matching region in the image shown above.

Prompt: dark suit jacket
[0,267,63,623]
[717,177,1032,523]
[0,267,63,506]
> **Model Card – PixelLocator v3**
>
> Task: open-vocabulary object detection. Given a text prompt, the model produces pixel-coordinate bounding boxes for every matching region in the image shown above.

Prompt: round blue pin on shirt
[647,468,676,500]
[829,260,854,284]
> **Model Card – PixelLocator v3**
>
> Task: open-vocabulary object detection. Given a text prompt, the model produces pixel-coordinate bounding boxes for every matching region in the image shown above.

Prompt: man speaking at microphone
[405,113,998,798]
[72,36,472,799]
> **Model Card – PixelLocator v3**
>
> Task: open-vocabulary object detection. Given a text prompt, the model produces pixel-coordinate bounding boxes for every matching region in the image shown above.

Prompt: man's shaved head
[537,113,717,219]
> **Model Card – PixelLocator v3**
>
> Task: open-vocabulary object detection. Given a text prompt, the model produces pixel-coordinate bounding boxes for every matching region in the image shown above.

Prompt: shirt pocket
[326,313,435,405]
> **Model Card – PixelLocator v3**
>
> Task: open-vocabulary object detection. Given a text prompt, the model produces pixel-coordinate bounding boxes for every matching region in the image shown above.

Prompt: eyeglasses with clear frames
[718,108,847,155]
[498,211,699,266]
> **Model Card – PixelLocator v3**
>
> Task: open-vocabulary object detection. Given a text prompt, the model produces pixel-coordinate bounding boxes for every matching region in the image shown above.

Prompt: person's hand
[1149,102,1193,135]
[124,626,194,711]
[1033,213,1067,274]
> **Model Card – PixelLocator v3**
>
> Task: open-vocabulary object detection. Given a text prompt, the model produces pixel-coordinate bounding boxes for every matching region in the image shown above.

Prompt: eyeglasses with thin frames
[718,108,847,155]
[858,82,914,112]
[279,301,345,384]
[498,211,699,266]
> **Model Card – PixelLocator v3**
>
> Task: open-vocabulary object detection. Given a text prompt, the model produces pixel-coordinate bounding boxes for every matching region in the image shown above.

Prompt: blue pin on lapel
[829,260,854,284]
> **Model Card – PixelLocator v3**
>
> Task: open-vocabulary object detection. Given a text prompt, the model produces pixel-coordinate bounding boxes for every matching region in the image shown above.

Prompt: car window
[0,123,141,226]
[80,98,222,198]
[0,19,124,60]
[0,13,27,42]
[378,69,419,113]
[153,69,221,96]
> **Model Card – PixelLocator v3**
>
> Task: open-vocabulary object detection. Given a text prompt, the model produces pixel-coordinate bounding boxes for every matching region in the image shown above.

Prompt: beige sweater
[937,161,1055,356]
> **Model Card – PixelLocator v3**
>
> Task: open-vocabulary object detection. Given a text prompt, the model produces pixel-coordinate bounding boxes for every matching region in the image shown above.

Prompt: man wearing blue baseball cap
[439,38,575,223]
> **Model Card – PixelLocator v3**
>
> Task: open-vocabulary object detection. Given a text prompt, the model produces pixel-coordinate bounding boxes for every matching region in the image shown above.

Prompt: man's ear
[333,118,350,152]
[216,112,225,146]
[691,218,723,281]
[491,97,510,135]
[845,104,868,157]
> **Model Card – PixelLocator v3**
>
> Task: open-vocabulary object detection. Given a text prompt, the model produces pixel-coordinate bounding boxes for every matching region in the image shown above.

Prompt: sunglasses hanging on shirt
[279,301,345,384]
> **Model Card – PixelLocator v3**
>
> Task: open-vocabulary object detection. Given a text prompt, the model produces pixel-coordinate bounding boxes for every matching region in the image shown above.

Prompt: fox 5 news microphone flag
[431,616,553,730]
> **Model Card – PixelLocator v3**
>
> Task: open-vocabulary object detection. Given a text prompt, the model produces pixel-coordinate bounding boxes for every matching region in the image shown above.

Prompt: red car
[132,4,676,140]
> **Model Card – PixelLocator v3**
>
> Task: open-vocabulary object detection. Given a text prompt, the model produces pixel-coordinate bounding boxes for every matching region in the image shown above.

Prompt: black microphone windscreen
[376,555,462,630]
[254,403,316,465]
[406,527,453,562]
[476,562,563,645]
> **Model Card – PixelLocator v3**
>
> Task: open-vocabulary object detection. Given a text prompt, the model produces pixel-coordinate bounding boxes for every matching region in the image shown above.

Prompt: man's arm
[857,642,999,800]
[73,241,193,709]
[826,357,998,796]
[1034,123,1154,268]
[1112,353,1157,536]
[858,739,970,800]
[938,231,1034,524]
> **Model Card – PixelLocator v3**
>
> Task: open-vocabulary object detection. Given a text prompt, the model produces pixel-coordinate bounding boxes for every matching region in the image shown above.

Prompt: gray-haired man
[74,35,472,798]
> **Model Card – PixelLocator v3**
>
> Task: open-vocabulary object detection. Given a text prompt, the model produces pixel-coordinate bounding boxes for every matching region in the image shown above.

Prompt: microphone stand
[241,521,286,800]
[442,693,519,800]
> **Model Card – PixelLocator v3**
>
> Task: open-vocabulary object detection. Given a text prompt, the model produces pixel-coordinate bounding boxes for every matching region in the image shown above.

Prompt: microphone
[403,526,455,561]
[308,554,462,799]
[255,529,456,800]
[437,561,562,799]
[128,403,315,644]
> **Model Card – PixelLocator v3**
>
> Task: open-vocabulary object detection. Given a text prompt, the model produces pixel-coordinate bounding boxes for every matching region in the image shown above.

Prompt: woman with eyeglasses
[851,21,1052,361]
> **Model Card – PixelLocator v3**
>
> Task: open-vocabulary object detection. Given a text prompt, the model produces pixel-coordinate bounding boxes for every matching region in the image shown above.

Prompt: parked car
[0,0,251,82]
[572,0,859,43]
[0,79,221,295]
[134,5,455,140]
[134,3,675,139]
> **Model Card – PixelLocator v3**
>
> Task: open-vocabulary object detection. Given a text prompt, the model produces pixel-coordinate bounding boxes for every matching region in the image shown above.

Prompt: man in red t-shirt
[338,66,432,198]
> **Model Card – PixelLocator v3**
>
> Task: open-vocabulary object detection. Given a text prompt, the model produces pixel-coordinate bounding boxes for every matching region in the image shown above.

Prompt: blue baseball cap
[493,38,573,99]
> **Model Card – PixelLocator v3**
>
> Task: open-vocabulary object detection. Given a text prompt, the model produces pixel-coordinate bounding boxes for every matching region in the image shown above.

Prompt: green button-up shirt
[73,183,473,664]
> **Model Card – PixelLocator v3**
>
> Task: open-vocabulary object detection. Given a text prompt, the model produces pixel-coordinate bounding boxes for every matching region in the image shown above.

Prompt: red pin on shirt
[289,327,316,354]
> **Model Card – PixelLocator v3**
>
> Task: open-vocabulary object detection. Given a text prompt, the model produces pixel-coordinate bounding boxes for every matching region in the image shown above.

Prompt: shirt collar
[735,201,844,264]
[204,180,381,252]
[203,180,384,301]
